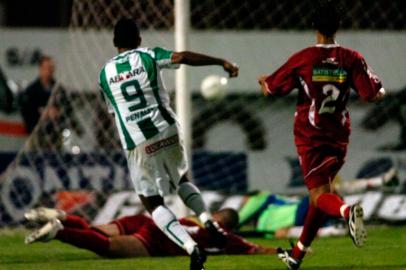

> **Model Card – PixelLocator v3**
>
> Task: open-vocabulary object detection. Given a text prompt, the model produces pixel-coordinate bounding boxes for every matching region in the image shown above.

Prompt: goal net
[1,0,405,226]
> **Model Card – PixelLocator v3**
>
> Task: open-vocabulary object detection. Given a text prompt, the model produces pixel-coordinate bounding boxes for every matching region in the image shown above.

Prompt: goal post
[175,0,192,170]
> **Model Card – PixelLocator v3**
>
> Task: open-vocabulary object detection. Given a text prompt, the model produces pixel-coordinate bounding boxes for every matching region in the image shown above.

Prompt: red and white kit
[263,44,382,189]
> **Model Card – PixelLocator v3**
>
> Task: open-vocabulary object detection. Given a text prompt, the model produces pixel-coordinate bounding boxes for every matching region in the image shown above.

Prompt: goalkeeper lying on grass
[24,207,276,257]
[238,168,398,239]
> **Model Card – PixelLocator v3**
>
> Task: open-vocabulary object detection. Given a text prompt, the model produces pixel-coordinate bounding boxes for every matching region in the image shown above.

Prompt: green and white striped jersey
[99,47,180,150]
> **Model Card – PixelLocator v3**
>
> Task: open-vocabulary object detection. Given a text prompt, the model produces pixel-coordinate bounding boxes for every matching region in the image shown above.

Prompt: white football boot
[277,247,301,270]
[348,204,367,247]
[24,207,66,223]
[25,219,63,244]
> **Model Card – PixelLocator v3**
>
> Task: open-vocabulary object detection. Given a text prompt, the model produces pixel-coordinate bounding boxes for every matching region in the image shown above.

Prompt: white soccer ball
[200,75,228,100]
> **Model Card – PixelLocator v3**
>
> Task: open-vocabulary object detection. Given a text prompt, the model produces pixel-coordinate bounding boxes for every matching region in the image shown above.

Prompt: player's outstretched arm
[253,245,277,255]
[257,75,270,96]
[371,88,386,102]
[171,51,239,77]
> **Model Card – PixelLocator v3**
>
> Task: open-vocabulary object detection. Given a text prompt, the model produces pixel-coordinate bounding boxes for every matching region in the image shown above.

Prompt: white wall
[0,28,405,92]
[1,28,405,194]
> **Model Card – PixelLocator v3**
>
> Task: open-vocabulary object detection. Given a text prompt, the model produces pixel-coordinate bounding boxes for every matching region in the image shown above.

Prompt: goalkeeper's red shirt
[263,44,383,148]
[113,214,257,256]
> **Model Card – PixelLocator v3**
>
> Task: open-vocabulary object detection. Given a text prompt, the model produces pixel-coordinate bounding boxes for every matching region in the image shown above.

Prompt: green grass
[0,227,405,270]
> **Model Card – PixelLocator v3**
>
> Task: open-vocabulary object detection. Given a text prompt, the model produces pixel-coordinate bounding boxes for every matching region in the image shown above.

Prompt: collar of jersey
[113,48,137,60]
[315,43,340,48]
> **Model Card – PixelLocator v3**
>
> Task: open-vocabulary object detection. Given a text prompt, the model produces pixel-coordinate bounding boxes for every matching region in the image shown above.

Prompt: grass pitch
[0,226,405,270]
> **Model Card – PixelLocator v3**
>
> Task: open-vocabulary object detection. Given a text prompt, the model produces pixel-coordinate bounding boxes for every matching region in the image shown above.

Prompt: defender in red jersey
[24,208,276,257]
[258,1,385,269]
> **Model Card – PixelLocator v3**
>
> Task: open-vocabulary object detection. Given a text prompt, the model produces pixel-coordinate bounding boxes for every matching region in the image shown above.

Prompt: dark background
[0,0,73,27]
[0,0,405,29]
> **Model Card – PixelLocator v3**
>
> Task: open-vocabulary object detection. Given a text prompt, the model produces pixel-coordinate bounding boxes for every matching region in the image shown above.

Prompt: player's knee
[109,236,150,258]
[107,239,128,258]
[309,193,319,207]
[179,173,190,184]
[105,248,121,258]
[139,195,165,213]
[309,184,330,206]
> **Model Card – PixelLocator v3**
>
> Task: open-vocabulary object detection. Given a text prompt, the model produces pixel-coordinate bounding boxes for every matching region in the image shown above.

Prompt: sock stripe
[297,241,309,252]
[183,192,200,205]
[165,219,184,246]
[340,205,349,218]
[199,212,211,224]
[317,193,348,218]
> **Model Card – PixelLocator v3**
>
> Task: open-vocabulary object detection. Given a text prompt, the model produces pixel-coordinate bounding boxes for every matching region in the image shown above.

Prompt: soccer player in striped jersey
[258,1,385,269]
[98,18,238,270]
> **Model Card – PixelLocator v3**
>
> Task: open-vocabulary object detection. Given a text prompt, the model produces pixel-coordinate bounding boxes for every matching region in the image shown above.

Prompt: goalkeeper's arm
[171,51,239,77]
[371,88,386,102]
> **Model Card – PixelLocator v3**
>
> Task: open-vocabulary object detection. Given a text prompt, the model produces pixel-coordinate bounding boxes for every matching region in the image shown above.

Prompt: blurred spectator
[19,55,56,133]
[0,67,14,113]
[18,56,82,150]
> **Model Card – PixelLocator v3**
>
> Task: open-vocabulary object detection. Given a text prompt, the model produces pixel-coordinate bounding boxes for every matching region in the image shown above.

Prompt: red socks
[56,228,110,256]
[292,204,326,260]
[316,193,349,219]
[293,193,349,261]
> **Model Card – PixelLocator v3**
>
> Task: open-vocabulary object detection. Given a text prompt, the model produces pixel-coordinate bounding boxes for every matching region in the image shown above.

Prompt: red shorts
[297,144,346,190]
[111,215,184,257]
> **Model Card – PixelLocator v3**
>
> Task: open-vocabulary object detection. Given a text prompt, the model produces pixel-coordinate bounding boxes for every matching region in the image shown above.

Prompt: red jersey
[264,44,383,148]
[113,215,257,256]
[176,218,258,255]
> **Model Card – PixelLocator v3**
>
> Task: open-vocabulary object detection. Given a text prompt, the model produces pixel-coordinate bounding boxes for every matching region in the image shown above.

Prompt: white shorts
[126,125,188,197]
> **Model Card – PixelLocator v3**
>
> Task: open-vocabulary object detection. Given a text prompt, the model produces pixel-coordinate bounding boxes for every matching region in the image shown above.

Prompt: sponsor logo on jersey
[109,66,146,84]
[126,66,146,79]
[312,67,347,83]
[110,74,125,84]
[145,135,179,154]
[322,57,339,65]
[126,107,154,122]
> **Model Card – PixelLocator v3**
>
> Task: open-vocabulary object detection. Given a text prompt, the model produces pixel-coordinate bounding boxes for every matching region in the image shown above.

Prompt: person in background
[18,55,82,150]
[19,55,57,133]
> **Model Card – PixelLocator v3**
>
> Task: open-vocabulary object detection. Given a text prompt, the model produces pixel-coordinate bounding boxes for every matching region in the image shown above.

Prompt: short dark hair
[312,0,343,37]
[38,55,53,66]
[217,208,239,230]
[113,18,141,48]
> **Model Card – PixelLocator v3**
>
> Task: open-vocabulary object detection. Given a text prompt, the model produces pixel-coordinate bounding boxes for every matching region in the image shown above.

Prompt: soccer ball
[200,75,228,100]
